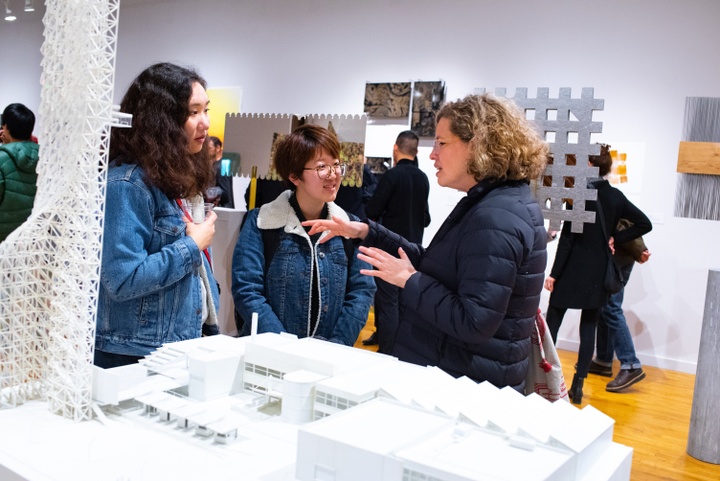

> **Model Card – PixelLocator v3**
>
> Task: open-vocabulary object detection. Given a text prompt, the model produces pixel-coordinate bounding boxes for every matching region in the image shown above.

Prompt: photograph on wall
[267,132,285,181]
[606,142,645,200]
[411,81,445,137]
[367,156,392,175]
[364,82,411,118]
[340,142,365,187]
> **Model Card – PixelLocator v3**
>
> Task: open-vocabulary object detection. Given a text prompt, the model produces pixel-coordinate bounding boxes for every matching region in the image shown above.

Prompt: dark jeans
[596,262,642,370]
[373,278,400,354]
[94,350,143,369]
[546,305,601,377]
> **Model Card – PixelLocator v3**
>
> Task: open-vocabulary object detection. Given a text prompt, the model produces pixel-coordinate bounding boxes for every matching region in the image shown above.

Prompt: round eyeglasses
[303,162,348,179]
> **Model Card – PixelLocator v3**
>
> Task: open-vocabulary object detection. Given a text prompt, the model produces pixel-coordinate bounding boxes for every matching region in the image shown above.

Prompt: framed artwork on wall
[411,81,445,137]
[364,82,411,118]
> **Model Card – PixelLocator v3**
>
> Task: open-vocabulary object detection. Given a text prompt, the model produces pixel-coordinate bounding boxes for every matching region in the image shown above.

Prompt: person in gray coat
[304,94,549,390]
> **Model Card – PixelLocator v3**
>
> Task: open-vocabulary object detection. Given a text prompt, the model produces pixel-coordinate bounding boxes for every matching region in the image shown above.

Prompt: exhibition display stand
[687,269,720,464]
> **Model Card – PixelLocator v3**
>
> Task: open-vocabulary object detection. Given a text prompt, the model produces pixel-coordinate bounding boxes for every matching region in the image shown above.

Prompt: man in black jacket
[363,130,430,353]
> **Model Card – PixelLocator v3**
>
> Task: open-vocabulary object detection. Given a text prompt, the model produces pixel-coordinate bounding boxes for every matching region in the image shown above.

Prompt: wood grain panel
[677,141,720,174]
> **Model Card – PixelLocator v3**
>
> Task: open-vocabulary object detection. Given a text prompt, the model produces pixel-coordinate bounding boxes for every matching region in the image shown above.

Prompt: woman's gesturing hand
[303,215,369,243]
[357,246,416,288]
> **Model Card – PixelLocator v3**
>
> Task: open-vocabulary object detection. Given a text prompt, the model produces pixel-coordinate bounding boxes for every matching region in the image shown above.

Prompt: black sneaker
[606,368,646,392]
[574,361,613,377]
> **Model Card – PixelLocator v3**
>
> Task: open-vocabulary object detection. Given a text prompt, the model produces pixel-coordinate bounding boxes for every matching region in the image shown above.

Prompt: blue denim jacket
[232,191,375,345]
[96,161,220,357]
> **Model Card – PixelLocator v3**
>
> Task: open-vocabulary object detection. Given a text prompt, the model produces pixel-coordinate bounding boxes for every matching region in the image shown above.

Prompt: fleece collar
[256,190,350,239]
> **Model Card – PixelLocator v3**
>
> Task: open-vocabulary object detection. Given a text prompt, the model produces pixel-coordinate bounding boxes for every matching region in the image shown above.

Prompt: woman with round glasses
[231,124,375,345]
[304,94,548,390]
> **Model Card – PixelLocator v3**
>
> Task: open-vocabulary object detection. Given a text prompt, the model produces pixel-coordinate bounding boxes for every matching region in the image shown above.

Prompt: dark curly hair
[110,62,212,198]
[436,94,548,182]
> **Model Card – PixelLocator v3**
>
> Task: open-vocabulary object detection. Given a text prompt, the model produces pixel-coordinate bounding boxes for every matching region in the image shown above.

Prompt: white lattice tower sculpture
[0,0,119,421]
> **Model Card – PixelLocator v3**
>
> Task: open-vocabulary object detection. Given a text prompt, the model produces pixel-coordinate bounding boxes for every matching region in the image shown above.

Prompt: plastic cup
[188,202,214,224]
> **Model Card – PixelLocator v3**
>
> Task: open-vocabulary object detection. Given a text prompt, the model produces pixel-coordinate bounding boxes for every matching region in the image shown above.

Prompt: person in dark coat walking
[544,145,652,404]
[304,93,549,390]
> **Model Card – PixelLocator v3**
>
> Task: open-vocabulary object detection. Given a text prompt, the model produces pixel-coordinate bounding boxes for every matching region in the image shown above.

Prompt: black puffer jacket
[364,179,547,390]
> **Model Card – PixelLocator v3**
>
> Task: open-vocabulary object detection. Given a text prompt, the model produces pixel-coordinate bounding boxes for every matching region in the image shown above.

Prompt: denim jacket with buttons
[95,161,219,357]
[232,190,375,346]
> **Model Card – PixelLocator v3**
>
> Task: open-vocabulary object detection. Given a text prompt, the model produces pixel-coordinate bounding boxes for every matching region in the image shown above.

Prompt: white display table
[210,207,245,337]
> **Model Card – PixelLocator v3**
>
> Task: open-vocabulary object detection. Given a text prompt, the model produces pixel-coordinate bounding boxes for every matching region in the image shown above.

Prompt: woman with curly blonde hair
[435,94,548,183]
[305,93,549,390]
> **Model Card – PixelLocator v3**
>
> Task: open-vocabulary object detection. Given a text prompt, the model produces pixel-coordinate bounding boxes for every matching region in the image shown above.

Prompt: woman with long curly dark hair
[95,62,219,368]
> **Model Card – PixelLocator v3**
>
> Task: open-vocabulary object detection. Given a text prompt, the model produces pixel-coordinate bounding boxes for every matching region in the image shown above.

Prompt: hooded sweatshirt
[0,141,39,242]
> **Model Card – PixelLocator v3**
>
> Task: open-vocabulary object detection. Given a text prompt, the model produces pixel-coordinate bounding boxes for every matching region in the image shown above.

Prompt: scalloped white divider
[223,113,300,180]
[223,113,368,180]
[0,0,120,422]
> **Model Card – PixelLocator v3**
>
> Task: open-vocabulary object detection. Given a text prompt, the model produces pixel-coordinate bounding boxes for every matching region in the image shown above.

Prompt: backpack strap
[261,227,281,276]
[342,237,355,271]
[342,237,355,292]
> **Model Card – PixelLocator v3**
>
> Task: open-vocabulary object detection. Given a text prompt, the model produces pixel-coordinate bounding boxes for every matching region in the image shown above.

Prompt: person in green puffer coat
[0,103,39,243]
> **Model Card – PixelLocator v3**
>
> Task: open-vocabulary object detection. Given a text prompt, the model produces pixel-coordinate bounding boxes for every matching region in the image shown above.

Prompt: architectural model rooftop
[85,332,632,481]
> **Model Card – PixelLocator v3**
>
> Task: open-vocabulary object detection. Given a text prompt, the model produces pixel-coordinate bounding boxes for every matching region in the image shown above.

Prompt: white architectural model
[0,0,120,421]
[91,332,633,481]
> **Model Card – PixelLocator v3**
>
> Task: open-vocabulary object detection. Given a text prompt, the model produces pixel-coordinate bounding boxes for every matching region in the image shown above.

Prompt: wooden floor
[353,314,720,481]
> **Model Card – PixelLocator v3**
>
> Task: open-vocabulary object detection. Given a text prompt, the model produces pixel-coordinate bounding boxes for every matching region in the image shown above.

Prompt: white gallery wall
[1,0,719,374]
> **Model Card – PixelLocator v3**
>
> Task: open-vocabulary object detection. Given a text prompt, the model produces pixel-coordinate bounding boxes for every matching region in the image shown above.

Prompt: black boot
[569,374,585,405]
